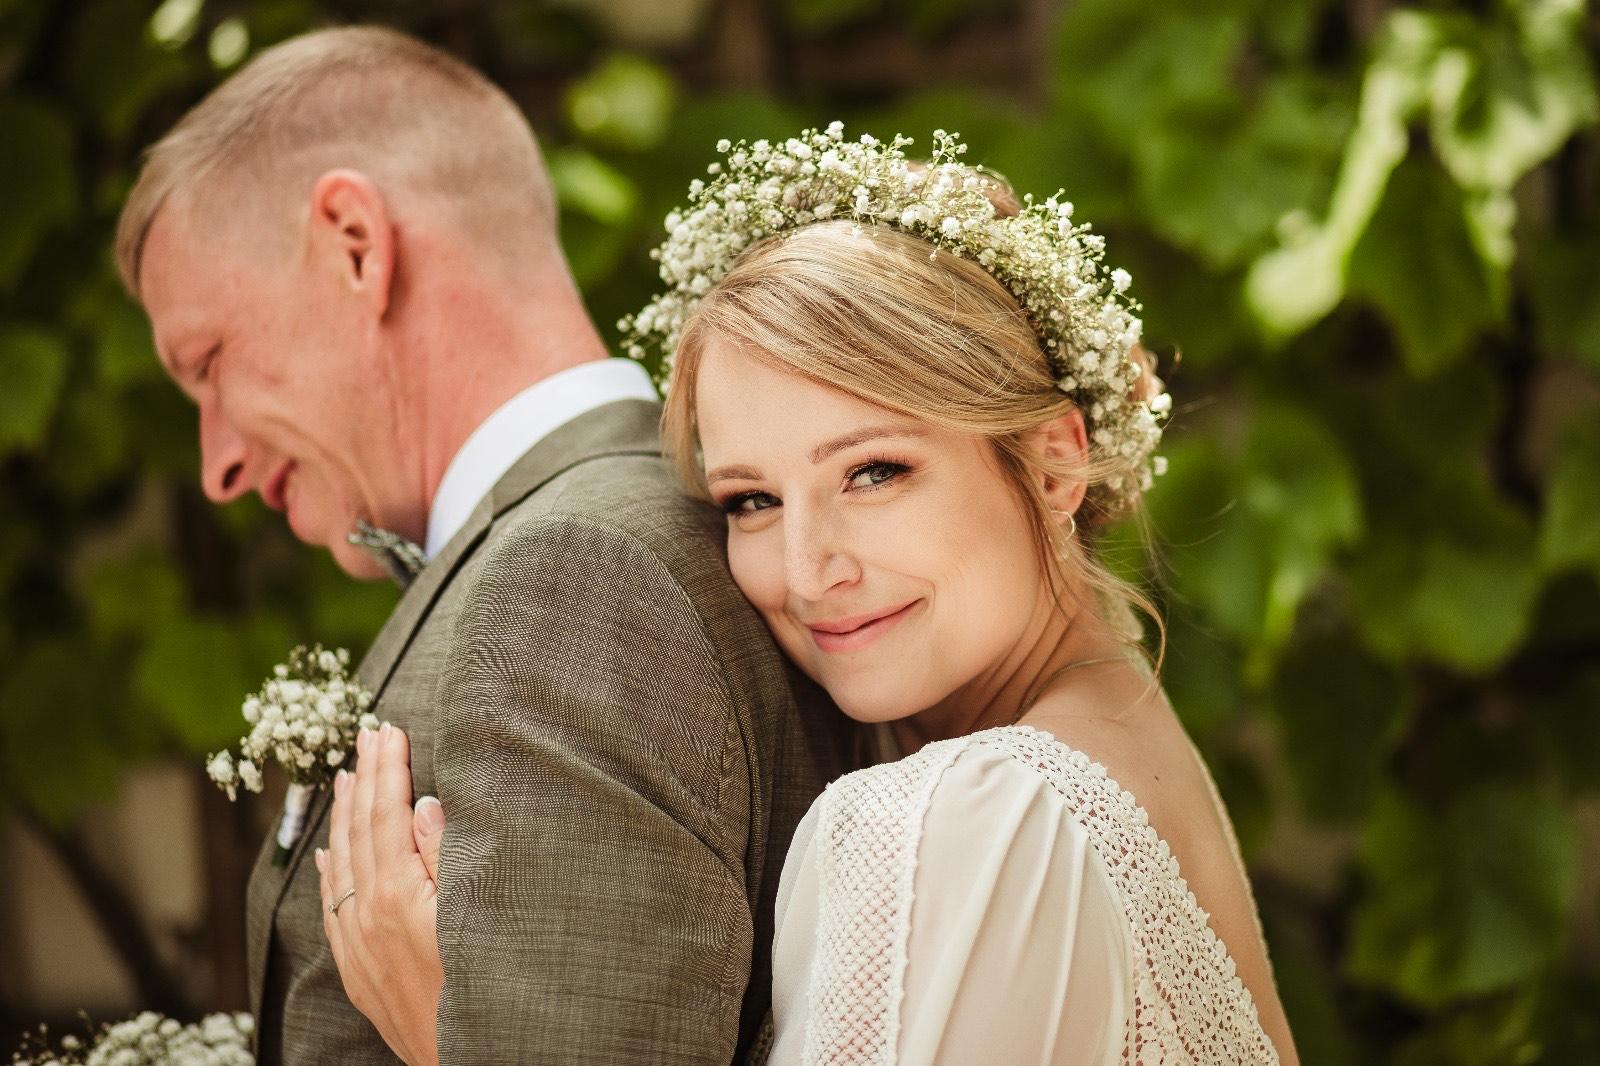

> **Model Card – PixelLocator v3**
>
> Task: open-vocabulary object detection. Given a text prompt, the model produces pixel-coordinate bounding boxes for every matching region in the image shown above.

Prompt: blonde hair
[116,25,555,297]
[661,220,1165,661]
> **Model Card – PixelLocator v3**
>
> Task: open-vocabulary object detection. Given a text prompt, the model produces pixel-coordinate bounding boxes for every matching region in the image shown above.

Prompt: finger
[316,847,347,966]
[413,796,446,886]
[373,726,420,878]
[349,725,381,909]
[328,767,356,920]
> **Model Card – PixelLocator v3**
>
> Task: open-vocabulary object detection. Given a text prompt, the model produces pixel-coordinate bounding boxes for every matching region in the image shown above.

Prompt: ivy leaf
[0,639,143,826]
[1538,423,1600,578]
[66,0,192,141]
[1529,226,1600,369]
[0,325,71,453]
[1269,633,1404,822]
[548,146,638,226]
[1428,0,1598,196]
[1347,155,1503,377]
[564,54,678,153]
[1349,786,1578,1008]
[0,96,76,292]
[133,615,293,753]
[1244,10,1440,341]
[1152,405,1361,671]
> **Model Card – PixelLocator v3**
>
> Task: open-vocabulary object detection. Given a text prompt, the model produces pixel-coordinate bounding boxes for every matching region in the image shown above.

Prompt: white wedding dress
[768,725,1280,1065]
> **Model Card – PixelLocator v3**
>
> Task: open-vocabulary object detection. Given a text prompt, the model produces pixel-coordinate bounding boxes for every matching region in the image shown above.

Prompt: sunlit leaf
[1244,10,1440,341]
[1349,786,1578,1007]
[548,146,638,225]
[564,54,678,152]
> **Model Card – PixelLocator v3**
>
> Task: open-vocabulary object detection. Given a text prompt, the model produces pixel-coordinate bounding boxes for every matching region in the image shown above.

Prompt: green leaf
[1539,422,1600,578]
[1349,786,1578,1008]
[1529,226,1600,369]
[548,146,639,226]
[1244,10,1441,341]
[66,0,192,141]
[0,325,71,453]
[0,640,140,825]
[564,54,679,153]
[0,96,77,292]
[1269,633,1404,822]
[133,616,293,752]
[77,551,185,641]
[1151,404,1361,666]
[1428,0,1598,196]
[1346,155,1503,377]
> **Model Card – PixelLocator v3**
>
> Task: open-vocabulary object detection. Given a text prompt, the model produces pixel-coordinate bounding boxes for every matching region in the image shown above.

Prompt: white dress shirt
[424,358,658,558]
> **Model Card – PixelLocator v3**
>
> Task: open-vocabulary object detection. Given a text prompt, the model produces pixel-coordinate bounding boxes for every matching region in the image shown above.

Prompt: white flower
[1150,392,1172,414]
[1111,268,1131,293]
[715,138,731,151]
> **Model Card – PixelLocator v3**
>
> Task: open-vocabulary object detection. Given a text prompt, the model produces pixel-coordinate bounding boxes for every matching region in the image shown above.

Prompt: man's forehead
[139,198,230,352]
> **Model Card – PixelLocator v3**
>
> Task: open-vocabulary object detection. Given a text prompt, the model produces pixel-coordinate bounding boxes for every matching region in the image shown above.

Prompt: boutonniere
[206,645,382,865]
[13,1010,255,1065]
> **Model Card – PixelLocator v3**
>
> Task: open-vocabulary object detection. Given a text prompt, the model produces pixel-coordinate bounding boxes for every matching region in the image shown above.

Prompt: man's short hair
[116,25,556,297]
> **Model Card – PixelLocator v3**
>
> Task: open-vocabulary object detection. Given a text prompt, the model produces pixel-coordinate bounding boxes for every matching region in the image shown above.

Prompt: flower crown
[620,123,1170,510]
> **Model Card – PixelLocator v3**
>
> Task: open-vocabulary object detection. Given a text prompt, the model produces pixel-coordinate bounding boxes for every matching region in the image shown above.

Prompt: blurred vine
[2,0,1597,1059]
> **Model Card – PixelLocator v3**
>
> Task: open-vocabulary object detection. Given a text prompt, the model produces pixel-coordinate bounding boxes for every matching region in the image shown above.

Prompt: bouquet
[206,645,381,863]
[11,1011,254,1065]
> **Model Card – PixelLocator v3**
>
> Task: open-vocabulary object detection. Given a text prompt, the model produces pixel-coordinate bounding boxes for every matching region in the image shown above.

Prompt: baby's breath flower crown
[620,123,1171,509]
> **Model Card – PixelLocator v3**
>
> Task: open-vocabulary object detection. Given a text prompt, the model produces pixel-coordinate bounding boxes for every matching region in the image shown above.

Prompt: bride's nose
[783,504,861,602]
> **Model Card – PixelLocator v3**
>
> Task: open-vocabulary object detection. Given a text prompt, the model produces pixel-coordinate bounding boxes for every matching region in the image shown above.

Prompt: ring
[329,888,356,916]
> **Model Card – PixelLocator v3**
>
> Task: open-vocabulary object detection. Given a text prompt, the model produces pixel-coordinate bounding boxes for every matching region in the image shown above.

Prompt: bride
[316,126,1297,1064]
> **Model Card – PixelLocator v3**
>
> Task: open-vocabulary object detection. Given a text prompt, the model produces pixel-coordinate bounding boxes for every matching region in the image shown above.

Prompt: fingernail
[335,769,348,793]
[315,848,325,872]
[416,795,445,834]
[380,722,393,747]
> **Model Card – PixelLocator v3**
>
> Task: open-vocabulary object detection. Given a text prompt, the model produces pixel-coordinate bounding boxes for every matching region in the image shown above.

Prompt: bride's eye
[722,491,780,515]
[846,460,910,492]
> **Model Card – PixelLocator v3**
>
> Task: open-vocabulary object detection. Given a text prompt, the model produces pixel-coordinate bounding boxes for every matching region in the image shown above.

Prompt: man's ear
[308,169,394,318]
[1032,408,1090,516]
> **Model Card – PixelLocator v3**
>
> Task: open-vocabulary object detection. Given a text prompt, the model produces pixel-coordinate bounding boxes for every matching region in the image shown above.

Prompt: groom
[117,25,854,1065]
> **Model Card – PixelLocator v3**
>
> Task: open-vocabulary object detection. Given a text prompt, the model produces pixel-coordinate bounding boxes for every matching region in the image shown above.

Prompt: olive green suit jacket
[244,399,857,1064]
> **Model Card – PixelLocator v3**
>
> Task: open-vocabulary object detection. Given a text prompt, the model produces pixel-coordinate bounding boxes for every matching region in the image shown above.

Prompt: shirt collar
[424,358,658,558]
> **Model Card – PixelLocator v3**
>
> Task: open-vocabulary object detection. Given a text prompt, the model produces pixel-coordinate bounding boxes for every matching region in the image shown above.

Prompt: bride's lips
[806,599,921,653]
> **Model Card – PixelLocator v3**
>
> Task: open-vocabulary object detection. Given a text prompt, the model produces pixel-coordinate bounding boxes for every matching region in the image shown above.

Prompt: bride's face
[695,338,1050,723]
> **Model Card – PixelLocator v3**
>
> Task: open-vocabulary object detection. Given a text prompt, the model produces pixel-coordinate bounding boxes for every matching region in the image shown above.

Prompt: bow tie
[347,520,426,588]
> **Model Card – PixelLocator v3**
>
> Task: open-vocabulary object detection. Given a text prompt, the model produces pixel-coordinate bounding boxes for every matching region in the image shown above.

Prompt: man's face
[139,196,393,579]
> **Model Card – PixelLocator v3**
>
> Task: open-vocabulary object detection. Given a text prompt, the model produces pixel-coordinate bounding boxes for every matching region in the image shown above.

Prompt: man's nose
[784,506,861,602]
[198,400,250,503]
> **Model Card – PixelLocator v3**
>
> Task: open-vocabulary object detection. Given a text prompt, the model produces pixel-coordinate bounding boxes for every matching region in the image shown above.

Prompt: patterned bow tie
[347,520,426,588]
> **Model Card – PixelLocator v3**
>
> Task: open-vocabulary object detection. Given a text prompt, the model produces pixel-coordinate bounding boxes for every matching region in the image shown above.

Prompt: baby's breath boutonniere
[206,645,381,865]
[11,1010,255,1065]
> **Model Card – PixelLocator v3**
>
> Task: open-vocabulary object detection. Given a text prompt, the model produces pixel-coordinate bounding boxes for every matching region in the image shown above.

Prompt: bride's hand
[317,723,446,1066]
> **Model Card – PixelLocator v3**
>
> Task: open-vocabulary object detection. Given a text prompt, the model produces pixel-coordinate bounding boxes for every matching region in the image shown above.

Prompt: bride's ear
[1030,409,1090,516]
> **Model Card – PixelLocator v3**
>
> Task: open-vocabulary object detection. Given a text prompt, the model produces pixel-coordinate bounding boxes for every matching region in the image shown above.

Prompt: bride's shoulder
[807,726,1105,835]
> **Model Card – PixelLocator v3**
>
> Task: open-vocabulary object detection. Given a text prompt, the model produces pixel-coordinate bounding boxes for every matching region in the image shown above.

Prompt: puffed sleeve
[770,744,1133,1066]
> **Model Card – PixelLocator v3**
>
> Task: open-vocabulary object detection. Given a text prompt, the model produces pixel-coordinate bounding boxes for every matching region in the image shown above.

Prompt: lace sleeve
[769,741,1132,1066]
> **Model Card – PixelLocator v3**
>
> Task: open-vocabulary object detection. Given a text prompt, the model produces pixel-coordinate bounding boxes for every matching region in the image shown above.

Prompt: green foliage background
[2,0,1598,1059]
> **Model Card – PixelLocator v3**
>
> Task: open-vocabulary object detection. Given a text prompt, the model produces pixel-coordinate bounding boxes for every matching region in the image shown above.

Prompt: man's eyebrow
[704,424,929,485]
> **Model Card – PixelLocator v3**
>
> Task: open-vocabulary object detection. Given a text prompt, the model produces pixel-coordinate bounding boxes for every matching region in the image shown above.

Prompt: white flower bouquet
[11,1011,254,1065]
[205,645,380,863]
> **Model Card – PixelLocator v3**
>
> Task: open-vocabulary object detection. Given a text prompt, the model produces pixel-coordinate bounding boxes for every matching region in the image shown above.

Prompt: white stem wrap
[276,782,313,852]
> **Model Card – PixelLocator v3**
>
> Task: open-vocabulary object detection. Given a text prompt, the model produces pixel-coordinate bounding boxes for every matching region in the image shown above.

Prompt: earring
[1051,508,1078,540]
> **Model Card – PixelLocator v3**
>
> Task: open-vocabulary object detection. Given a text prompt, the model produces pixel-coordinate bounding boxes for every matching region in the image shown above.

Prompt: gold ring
[330,888,356,916]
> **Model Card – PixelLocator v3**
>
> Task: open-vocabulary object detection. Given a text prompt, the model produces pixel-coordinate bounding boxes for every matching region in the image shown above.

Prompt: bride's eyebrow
[807,424,929,465]
[705,424,930,486]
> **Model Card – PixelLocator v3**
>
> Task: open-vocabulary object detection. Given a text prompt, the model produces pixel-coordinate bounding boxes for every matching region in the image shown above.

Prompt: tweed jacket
[244,398,858,1065]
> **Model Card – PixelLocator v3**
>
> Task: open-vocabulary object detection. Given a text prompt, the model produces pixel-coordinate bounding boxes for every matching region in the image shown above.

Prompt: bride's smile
[695,333,1073,729]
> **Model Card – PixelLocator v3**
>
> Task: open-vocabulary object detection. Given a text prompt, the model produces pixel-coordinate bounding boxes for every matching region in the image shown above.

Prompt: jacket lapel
[247,398,665,1012]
